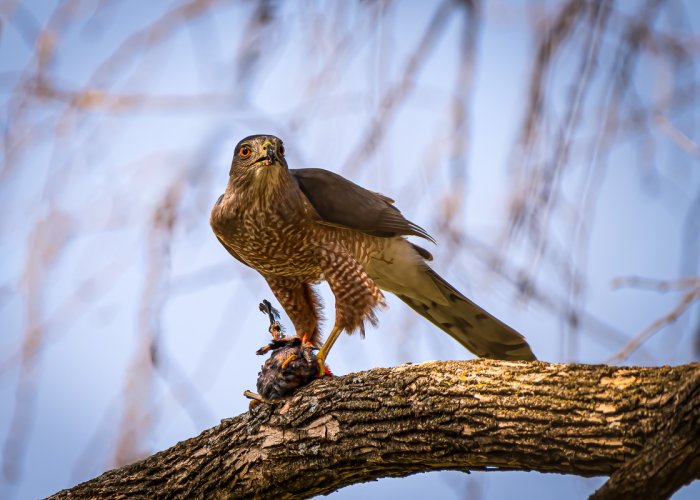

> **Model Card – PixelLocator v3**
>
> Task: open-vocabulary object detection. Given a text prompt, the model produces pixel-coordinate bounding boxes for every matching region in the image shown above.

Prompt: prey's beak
[256,143,278,166]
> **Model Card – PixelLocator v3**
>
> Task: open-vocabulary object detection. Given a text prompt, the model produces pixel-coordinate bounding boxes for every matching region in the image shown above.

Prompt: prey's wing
[291,168,435,244]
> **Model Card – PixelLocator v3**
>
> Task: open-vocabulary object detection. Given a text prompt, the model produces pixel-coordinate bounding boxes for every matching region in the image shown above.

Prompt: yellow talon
[314,325,341,377]
[281,353,298,370]
[316,357,327,378]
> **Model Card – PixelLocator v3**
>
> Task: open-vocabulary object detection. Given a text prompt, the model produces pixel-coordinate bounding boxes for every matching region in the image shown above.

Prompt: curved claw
[281,353,298,370]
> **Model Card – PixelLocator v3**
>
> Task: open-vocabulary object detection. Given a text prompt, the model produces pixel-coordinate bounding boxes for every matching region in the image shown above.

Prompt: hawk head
[229,134,288,184]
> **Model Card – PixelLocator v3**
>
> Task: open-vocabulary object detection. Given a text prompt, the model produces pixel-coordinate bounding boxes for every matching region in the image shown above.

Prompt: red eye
[239,146,252,158]
[279,144,285,156]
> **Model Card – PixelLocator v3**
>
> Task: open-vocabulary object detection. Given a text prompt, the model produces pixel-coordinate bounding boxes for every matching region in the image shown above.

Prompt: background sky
[1,0,699,498]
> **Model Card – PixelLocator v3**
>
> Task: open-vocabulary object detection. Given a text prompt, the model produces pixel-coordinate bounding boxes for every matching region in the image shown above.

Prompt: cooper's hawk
[210,134,536,371]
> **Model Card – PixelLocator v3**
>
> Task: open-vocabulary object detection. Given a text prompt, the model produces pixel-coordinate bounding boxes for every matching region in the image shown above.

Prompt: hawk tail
[396,268,536,361]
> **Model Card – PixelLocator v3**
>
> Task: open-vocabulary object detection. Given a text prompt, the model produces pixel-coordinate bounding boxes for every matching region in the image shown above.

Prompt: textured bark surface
[591,368,700,499]
[50,359,700,499]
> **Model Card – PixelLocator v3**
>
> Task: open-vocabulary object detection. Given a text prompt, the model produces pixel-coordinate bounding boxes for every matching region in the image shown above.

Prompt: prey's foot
[268,320,283,340]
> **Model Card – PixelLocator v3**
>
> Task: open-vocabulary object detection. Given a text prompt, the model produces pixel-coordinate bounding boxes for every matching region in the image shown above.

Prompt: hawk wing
[291,168,435,244]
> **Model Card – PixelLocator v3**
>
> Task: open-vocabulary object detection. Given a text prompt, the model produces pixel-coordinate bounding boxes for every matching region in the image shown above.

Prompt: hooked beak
[256,143,278,166]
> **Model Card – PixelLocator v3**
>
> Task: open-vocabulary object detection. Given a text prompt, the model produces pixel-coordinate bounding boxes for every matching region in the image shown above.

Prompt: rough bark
[50,359,700,499]
[591,368,700,499]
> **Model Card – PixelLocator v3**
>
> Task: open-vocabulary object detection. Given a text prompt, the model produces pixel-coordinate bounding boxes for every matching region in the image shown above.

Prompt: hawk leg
[265,276,323,346]
[315,245,386,374]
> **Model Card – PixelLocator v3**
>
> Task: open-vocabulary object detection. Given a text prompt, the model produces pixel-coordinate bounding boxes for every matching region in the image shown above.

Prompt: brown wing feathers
[291,168,435,243]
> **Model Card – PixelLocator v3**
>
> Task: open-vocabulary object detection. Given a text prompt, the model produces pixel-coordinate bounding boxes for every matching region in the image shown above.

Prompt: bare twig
[654,112,700,159]
[341,0,454,175]
[609,288,700,364]
[612,276,700,292]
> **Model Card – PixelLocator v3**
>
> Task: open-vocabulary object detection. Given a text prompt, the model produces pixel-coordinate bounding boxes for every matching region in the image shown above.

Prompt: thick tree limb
[50,359,699,499]
[591,368,700,499]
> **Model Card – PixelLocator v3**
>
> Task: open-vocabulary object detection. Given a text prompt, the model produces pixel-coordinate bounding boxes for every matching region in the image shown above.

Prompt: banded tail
[368,240,536,361]
[397,268,536,361]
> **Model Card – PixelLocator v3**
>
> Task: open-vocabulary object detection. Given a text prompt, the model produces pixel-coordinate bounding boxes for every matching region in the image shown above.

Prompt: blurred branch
[653,112,700,159]
[342,0,454,174]
[609,285,700,364]
[499,0,684,363]
[2,211,73,485]
[455,234,636,356]
[611,275,700,292]
[48,359,700,499]
[112,183,181,467]
[437,0,480,253]
[114,178,213,466]
[28,82,241,112]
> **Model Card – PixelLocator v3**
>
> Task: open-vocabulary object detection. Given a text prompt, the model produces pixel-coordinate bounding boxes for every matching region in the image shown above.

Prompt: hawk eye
[279,144,285,156]
[239,146,252,158]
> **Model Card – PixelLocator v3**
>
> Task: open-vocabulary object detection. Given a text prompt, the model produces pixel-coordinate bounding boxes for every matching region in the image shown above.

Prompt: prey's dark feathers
[254,299,326,400]
[255,338,320,400]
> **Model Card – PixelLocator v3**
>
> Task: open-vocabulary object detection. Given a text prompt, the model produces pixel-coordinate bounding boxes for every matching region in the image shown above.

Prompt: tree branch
[49,359,700,499]
[591,367,700,499]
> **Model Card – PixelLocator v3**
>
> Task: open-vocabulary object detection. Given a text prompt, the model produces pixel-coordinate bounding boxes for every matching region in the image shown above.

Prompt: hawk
[210,134,536,371]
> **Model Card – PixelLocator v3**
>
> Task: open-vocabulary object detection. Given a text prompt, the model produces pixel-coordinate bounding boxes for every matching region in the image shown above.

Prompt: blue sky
[1,1,699,498]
